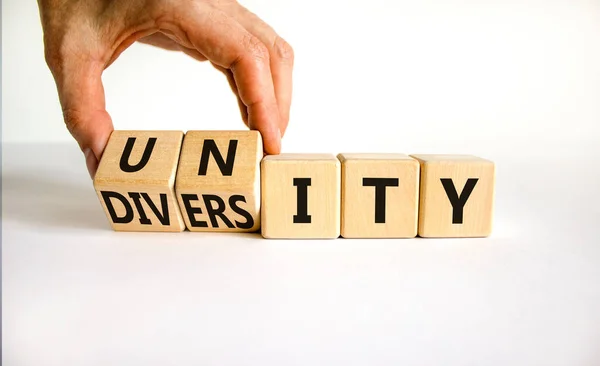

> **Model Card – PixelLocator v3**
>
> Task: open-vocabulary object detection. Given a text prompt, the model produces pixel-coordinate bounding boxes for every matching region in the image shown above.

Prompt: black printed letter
[293,178,311,224]
[229,195,255,230]
[120,137,156,173]
[128,192,151,225]
[363,178,399,223]
[181,194,208,228]
[203,195,235,229]
[141,193,170,226]
[440,178,479,224]
[198,139,238,176]
[101,191,134,224]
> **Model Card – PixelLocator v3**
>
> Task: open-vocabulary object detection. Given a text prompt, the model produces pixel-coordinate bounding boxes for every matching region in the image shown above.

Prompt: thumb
[52,59,113,179]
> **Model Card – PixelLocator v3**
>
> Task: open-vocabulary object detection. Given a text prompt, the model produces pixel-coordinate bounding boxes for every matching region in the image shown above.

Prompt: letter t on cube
[338,153,420,238]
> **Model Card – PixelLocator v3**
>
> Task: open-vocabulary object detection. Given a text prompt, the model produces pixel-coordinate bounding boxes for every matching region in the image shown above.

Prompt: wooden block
[93,130,186,232]
[261,154,341,239]
[410,154,495,237]
[175,131,262,232]
[338,153,420,238]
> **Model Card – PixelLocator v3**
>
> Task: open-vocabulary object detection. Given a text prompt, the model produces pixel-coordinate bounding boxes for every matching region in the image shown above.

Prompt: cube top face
[261,153,341,239]
[339,154,420,238]
[410,154,495,238]
[175,131,262,191]
[94,130,184,188]
[337,153,415,162]
[262,153,338,162]
[93,130,185,232]
[410,154,493,164]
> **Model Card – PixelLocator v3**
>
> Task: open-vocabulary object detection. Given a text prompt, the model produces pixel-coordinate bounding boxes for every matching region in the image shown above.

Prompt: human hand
[37,0,294,178]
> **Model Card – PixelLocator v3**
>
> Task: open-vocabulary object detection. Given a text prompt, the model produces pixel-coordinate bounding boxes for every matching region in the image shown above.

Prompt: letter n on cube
[175,131,262,232]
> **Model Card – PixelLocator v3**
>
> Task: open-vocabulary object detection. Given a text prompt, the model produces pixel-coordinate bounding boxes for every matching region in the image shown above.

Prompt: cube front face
[261,154,341,239]
[93,131,186,232]
[339,154,419,238]
[411,155,495,238]
[175,131,262,232]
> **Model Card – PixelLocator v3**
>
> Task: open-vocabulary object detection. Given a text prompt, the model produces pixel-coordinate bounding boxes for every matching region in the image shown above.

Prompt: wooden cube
[410,154,495,237]
[93,130,186,232]
[175,131,262,232]
[261,154,341,239]
[338,153,420,238]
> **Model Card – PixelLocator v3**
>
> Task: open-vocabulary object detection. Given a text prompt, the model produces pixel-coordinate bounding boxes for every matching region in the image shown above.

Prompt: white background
[4,0,599,154]
[3,0,600,365]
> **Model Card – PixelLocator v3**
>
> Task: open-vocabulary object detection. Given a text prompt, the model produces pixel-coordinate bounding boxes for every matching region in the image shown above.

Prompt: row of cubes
[93,130,496,238]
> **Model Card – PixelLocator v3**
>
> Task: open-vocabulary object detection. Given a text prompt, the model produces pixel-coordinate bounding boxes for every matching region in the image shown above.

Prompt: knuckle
[62,108,85,136]
[43,40,63,71]
[42,36,82,75]
[44,51,58,70]
[242,34,270,62]
[273,37,294,63]
[150,0,174,28]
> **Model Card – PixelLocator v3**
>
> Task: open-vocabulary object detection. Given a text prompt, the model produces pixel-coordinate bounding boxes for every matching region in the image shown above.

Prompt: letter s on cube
[93,131,186,232]
[175,131,262,232]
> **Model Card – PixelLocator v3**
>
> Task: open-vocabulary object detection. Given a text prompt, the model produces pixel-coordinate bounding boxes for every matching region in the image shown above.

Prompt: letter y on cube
[410,154,496,237]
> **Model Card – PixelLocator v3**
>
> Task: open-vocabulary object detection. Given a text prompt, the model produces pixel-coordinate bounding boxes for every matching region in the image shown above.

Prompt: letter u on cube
[94,130,495,238]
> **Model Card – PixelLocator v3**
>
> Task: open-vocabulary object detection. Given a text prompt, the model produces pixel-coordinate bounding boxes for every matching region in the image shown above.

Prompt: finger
[224,69,250,127]
[49,57,113,179]
[227,5,294,137]
[212,63,249,126]
[165,4,281,154]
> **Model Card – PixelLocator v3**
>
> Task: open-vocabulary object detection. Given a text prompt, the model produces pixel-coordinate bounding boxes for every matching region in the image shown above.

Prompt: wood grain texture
[175,130,262,232]
[338,153,419,238]
[93,130,186,232]
[410,154,495,238]
[261,154,341,239]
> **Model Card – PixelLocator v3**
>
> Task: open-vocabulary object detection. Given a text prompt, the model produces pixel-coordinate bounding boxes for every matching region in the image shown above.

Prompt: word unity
[93,131,496,239]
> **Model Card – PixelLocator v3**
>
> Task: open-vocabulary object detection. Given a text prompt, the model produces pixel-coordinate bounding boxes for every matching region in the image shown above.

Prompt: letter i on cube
[93,131,186,232]
[261,154,341,239]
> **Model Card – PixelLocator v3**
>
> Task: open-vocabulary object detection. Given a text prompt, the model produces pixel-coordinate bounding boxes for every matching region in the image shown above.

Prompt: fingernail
[84,148,98,180]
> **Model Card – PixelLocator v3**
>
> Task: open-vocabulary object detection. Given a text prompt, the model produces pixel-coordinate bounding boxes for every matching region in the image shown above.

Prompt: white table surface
[3,142,600,366]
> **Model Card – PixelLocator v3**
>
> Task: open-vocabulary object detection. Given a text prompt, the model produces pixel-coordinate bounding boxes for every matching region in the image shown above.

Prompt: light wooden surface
[410,154,495,237]
[261,154,341,239]
[338,153,420,238]
[175,130,262,232]
[93,130,186,232]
